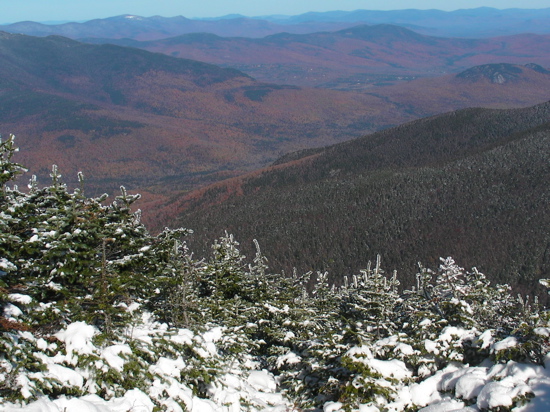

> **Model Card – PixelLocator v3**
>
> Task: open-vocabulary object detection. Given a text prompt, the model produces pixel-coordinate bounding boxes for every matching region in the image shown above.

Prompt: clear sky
[2,0,550,24]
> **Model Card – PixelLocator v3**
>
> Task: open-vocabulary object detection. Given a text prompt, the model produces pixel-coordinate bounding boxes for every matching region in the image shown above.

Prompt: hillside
[171,102,550,297]
[80,25,550,89]
[0,32,403,194]
[364,63,550,116]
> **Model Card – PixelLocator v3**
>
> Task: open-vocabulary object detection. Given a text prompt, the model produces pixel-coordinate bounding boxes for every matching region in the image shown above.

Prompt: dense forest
[175,102,550,299]
[1,135,550,411]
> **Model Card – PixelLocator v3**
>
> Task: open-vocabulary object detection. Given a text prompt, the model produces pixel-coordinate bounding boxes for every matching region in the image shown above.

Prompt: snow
[149,356,186,378]
[3,398,61,412]
[46,364,84,388]
[410,365,458,407]
[101,345,132,372]
[9,390,155,412]
[534,327,550,338]
[169,328,194,345]
[477,378,529,409]
[404,355,550,412]
[453,368,488,399]
[475,329,494,349]
[203,326,224,343]
[369,358,411,380]
[492,336,518,352]
[394,342,415,355]
[417,399,466,412]
[439,326,471,342]
[1,316,299,412]
[247,370,277,392]
[515,375,550,411]
[104,389,154,411]
[276,350,301,368]
[0,257,16,271]
[8,293,33,304]
[324,401,344,412]
[424,339,440,354]
[3,303,23,318]
[54,321,97,363]
[2,317,550,412]
[374,335,415,356]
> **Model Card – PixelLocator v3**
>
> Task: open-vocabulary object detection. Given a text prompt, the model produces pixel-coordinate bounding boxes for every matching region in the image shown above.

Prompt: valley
[2,30,550,197]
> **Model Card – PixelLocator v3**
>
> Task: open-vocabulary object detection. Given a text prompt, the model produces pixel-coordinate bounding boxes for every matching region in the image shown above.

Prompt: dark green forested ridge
[273,101,550,172]
[178,102,550,296]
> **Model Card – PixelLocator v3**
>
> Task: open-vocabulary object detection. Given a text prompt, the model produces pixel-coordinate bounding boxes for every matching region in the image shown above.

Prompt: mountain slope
[0,33,550,197]
[2,32,549,204]
[173,102,550,296]
[364,63,550,117]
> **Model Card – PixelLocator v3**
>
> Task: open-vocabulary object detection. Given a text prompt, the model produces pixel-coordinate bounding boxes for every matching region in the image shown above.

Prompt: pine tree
[0,135,26,298]
[145,228,198,328]
[0,138,193,337]
[340,255,401,343]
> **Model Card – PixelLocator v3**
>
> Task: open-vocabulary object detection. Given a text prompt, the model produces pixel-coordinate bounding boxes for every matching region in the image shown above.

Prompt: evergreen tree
[0,138,193,337]
[340,255,401,342]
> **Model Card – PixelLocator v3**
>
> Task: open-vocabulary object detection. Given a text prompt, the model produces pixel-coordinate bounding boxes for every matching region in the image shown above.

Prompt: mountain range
[1,13,549,297]
[2,8,550,40]
[80,25,550,89]
[0,31,392,193]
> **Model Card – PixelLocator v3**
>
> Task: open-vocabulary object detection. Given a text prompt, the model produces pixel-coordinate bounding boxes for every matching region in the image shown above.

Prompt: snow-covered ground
[2,318,292,412]
[2,315,549,412]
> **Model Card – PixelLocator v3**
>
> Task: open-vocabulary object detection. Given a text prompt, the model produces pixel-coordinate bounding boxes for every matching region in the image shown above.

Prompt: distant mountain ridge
[0,14,350,40]
[262,7,550,38]
[2,8,550,40]
[0,31,399,194]
[456,63,540,84]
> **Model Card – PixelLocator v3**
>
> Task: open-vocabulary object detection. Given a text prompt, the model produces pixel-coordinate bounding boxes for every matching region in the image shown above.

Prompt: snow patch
[101,345,132,372]
[247,370,277,392]
[55,321,97,363]
[8,293,32,304]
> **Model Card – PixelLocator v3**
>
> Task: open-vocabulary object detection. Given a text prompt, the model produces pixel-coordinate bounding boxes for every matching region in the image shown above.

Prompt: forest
[175,103,550,299]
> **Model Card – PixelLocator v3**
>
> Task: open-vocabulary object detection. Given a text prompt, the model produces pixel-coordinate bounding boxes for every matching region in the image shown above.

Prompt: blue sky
[2,0,550,24]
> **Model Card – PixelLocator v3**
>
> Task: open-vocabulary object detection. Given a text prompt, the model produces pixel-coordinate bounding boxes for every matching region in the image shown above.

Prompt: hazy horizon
[2,0,550,24]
